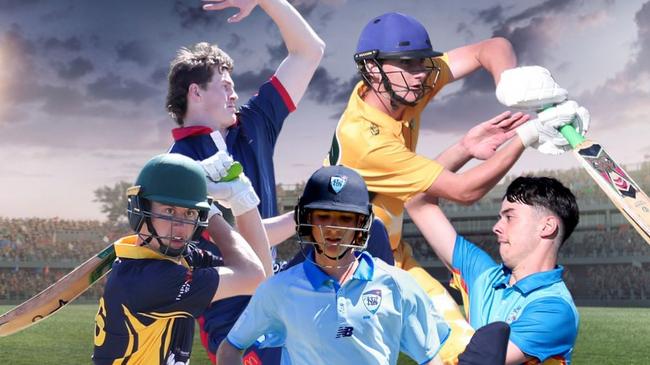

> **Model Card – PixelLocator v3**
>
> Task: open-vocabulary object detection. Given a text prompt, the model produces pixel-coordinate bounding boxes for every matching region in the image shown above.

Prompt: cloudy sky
[1,0,650,219]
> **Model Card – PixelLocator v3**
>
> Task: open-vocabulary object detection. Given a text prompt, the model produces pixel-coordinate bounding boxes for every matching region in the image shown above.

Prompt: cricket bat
[0,160,243,337]
[560,125,650,244]
[0,244,115,336]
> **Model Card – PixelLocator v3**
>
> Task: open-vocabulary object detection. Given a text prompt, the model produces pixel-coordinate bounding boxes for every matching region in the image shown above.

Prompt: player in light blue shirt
[217,165,450,365]
[407,176,580,364]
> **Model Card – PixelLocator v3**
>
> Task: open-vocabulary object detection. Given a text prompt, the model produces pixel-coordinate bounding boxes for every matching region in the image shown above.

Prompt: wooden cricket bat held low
[0,160,243,337]
[560,125,650,244]
[0,244,115,336]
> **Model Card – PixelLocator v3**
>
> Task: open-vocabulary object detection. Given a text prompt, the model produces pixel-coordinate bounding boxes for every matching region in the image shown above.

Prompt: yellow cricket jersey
[328,54,453,251]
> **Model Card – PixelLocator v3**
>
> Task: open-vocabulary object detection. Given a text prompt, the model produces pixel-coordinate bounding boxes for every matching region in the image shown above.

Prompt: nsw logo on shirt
[362,289,382,314]
[505,305,523,324]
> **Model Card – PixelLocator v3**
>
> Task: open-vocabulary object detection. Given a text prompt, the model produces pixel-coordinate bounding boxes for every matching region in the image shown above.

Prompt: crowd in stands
[564,263,650,301]
[0,217,129,263]
[4,159,650,303]
[0,267,107,301]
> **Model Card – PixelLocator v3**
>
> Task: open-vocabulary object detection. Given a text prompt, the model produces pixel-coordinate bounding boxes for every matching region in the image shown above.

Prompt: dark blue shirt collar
[492,264,565,294]
[303,251,374,290]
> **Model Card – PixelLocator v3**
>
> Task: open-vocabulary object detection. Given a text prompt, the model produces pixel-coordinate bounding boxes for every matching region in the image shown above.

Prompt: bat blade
[0,244,115,336]
[571,140,650,244]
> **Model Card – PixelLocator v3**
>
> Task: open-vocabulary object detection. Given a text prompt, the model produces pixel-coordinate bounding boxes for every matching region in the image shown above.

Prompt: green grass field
[1,305,649,364]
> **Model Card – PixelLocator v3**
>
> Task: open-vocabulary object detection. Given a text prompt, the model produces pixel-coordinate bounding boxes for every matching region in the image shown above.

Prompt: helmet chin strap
[314,244,353,261]
[362,59,432,109]
[139,217,187,257]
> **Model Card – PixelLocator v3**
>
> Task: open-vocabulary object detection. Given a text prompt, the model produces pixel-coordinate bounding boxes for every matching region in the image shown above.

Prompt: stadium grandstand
[2,162,650,307]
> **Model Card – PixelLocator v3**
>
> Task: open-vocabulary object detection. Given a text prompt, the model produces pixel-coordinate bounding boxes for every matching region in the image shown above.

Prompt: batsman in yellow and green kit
[327,12,533,363]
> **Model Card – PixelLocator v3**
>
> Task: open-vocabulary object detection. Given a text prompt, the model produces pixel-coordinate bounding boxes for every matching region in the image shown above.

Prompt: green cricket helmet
[127,153,212,257]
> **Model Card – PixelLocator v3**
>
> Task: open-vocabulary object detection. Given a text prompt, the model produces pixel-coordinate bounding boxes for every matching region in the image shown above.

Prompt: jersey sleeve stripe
[270,75,296,113]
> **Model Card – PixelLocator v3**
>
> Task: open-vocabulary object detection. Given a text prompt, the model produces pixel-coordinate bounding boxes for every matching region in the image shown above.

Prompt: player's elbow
[243,260,266,293]
[306,37,325,64]
[440,182,483,205]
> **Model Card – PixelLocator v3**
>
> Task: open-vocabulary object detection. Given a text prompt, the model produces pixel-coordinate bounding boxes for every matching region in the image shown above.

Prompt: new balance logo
[336,326,354,338]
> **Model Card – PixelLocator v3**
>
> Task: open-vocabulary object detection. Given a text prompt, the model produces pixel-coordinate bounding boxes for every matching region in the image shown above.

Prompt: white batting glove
[201,151,233,182]
[496,66,568,110]
[206,174,260,216]
[516,100,590,155]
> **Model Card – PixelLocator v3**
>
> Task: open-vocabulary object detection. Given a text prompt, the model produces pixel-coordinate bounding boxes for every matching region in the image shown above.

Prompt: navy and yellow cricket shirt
[92,235,220,365]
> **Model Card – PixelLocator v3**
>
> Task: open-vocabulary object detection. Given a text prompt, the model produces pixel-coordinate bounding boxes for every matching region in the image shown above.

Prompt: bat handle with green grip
[222,161,243,182]
[559,124,585,149]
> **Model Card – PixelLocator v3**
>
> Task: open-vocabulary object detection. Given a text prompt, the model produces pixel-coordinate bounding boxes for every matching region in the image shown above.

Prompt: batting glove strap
[228,188,261,216]
[206,175,260,216]
[518,100,590,155]
[516,121,539,148]
[496,66,568,110]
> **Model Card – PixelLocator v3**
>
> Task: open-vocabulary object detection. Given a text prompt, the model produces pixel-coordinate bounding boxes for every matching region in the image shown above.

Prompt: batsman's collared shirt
[168,76,294,356]
[227,251,450,365]
[450,235,579,364]
[327,55,453,253]
[92,235,220,365]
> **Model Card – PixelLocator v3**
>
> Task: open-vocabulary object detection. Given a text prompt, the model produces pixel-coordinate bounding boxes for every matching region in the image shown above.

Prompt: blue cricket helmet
[294,165,373,253]
[354,12,442,62]
[299,165,371,216]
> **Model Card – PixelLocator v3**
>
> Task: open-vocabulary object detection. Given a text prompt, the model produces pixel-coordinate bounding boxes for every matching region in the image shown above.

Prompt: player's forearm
[262,211,296,247]
[476,37,516,84]
[434,141,472,172]
[207,215,265,285]
[235,209,274,277]
[462,139,524,201]
[216,340,244,365]
[460,139,524,201]
[259,0,325,61]
[405,194,456,269]
[431,139,524,204]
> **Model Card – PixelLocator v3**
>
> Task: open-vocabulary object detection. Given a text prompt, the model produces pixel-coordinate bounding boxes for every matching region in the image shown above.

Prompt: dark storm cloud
[41,36,82,53]
[54,57,94,80]
[576,1,650,128]
[630,1,650,73]
[86,73,156,103]
[173,0,228,29]
[0,0,41,11]
[2,24,36,56]
[39,84,86,115]
[421,0,585,134]
[149,66,168,85]
[234,67,276,94]
[305,67,357,104]
[266,42,287,65]
[476,5,505,24]
[116,40,153,66]
[420,86,506,134]
[225,33,243,50]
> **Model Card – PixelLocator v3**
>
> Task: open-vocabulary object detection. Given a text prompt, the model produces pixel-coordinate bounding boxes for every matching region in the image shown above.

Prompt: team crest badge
[330,175,348,193]
[362,289,382,314]
[505,306,522,324]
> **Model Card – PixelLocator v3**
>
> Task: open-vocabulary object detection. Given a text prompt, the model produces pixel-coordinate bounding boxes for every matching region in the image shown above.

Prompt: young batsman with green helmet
[92,153,269,365]
[326,11,589,363]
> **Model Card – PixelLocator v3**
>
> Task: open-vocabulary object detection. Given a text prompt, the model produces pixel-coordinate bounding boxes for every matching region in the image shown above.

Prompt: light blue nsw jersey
[227,252,450,365]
